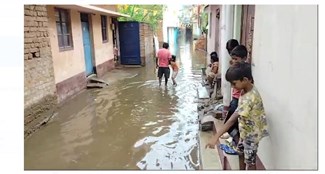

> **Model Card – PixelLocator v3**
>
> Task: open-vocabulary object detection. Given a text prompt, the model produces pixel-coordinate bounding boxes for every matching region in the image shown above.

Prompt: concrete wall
[47,6,85,84]
[206,5,218,63]
[219,5,234,107]
[91,14,115,77]
[91,15,113,66]
[47,6,117,101]
[24,5,57,130]
[47,6,87,102]
[252,5,317,169]
[192,22,200,39]
[233,5,242,41]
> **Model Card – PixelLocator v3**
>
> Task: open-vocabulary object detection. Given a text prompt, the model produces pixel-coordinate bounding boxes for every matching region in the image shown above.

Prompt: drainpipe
[219,5,234,113]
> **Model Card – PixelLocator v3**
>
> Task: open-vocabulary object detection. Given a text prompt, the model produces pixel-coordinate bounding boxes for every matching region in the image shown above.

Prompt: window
[55,8,73,50]
[101,15,108,42]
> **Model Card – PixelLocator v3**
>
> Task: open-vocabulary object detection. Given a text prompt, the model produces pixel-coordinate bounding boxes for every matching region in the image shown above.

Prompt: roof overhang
[203,5,209,12]
[55,5,130,18]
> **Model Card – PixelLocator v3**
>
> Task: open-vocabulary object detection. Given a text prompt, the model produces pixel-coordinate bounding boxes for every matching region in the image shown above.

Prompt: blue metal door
[81,14,94,76]
[118,22,141,65]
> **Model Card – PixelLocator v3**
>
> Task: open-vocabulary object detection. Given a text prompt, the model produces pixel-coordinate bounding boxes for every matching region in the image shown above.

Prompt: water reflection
[24,33,206,170]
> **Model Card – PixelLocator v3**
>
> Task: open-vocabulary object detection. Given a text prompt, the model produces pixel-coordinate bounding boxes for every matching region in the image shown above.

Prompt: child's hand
[205,138,218,149]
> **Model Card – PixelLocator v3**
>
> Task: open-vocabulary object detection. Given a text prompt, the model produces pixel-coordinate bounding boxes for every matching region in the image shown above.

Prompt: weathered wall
[47,6,87,102]
[253,5,317,169]
[91,14,115,77]
[24,5,58,137]
[140,23,155,66]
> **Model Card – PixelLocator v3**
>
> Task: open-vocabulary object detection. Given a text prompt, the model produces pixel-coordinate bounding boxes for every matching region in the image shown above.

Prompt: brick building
[24,5,129,137]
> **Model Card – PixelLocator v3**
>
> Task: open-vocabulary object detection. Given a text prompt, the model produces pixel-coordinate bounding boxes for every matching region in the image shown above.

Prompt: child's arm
[205,112,240,149]
[211,62,218,74]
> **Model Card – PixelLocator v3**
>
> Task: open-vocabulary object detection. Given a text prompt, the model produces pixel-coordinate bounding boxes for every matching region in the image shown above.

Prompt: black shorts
[157,67,170,79]
[224,98,239,137]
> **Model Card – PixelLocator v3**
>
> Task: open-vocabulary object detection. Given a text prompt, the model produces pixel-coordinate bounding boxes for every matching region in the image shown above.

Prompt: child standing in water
[170,55,179,86]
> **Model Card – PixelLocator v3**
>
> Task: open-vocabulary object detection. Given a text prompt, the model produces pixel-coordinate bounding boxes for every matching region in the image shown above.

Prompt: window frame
[55,8,73,51]
[101,15,108,43]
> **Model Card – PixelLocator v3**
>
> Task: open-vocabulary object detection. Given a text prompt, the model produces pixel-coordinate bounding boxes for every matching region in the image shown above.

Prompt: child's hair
[226,62,253,82]
[210,51,219,62]
[226,39,239,54]
[163,42,169,49]
[171,55,176,62]
[230,45,248,59]
[210,51,218,57]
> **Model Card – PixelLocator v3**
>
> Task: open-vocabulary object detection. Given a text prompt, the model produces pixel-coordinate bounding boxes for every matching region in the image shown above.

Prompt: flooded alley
[24,34,208,170]
[22,4,319,171]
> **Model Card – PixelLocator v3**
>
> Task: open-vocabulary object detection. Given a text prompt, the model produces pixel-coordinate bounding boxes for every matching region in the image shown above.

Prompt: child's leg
[172,71,178,85]
[171,72,175,84]
[247,162,256,170]
[241,139,259,170]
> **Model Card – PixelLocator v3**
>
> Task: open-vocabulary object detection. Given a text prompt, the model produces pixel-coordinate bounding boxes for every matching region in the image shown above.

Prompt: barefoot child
[206,62,269,170]
[170,55,179,86]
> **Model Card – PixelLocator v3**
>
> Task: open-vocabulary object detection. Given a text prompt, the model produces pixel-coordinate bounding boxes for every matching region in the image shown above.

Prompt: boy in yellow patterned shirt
[205,62,269,170]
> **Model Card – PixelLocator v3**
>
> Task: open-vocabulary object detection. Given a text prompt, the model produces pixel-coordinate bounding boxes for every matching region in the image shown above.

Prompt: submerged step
[197,85,210,99]
[86,83,108,89]
[88,77,109,85]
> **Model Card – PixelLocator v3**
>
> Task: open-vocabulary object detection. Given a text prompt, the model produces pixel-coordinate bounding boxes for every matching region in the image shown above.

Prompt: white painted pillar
[219,5,234,109]
[206,5,218,64]
[233,5,242,41]
[206,6,212,64]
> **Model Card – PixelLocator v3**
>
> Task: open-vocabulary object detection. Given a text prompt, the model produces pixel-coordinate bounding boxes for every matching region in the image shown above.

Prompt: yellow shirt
[236,86,269,142]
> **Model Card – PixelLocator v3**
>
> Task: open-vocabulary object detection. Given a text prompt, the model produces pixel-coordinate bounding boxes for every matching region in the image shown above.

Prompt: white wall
[219,5,234,107]
[252,5,317,169]
[206,5,218,62]
[233,5,242,41]
[47,6,85,84]
[192,22,200,38]
[163,5,181,42]
[91,15,114,66]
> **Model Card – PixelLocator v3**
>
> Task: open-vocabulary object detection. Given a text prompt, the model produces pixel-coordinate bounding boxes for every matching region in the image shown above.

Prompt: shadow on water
[24,31,207,170]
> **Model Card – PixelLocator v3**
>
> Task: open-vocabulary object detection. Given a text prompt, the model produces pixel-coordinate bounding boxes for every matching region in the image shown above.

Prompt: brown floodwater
[25,34,207,170]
